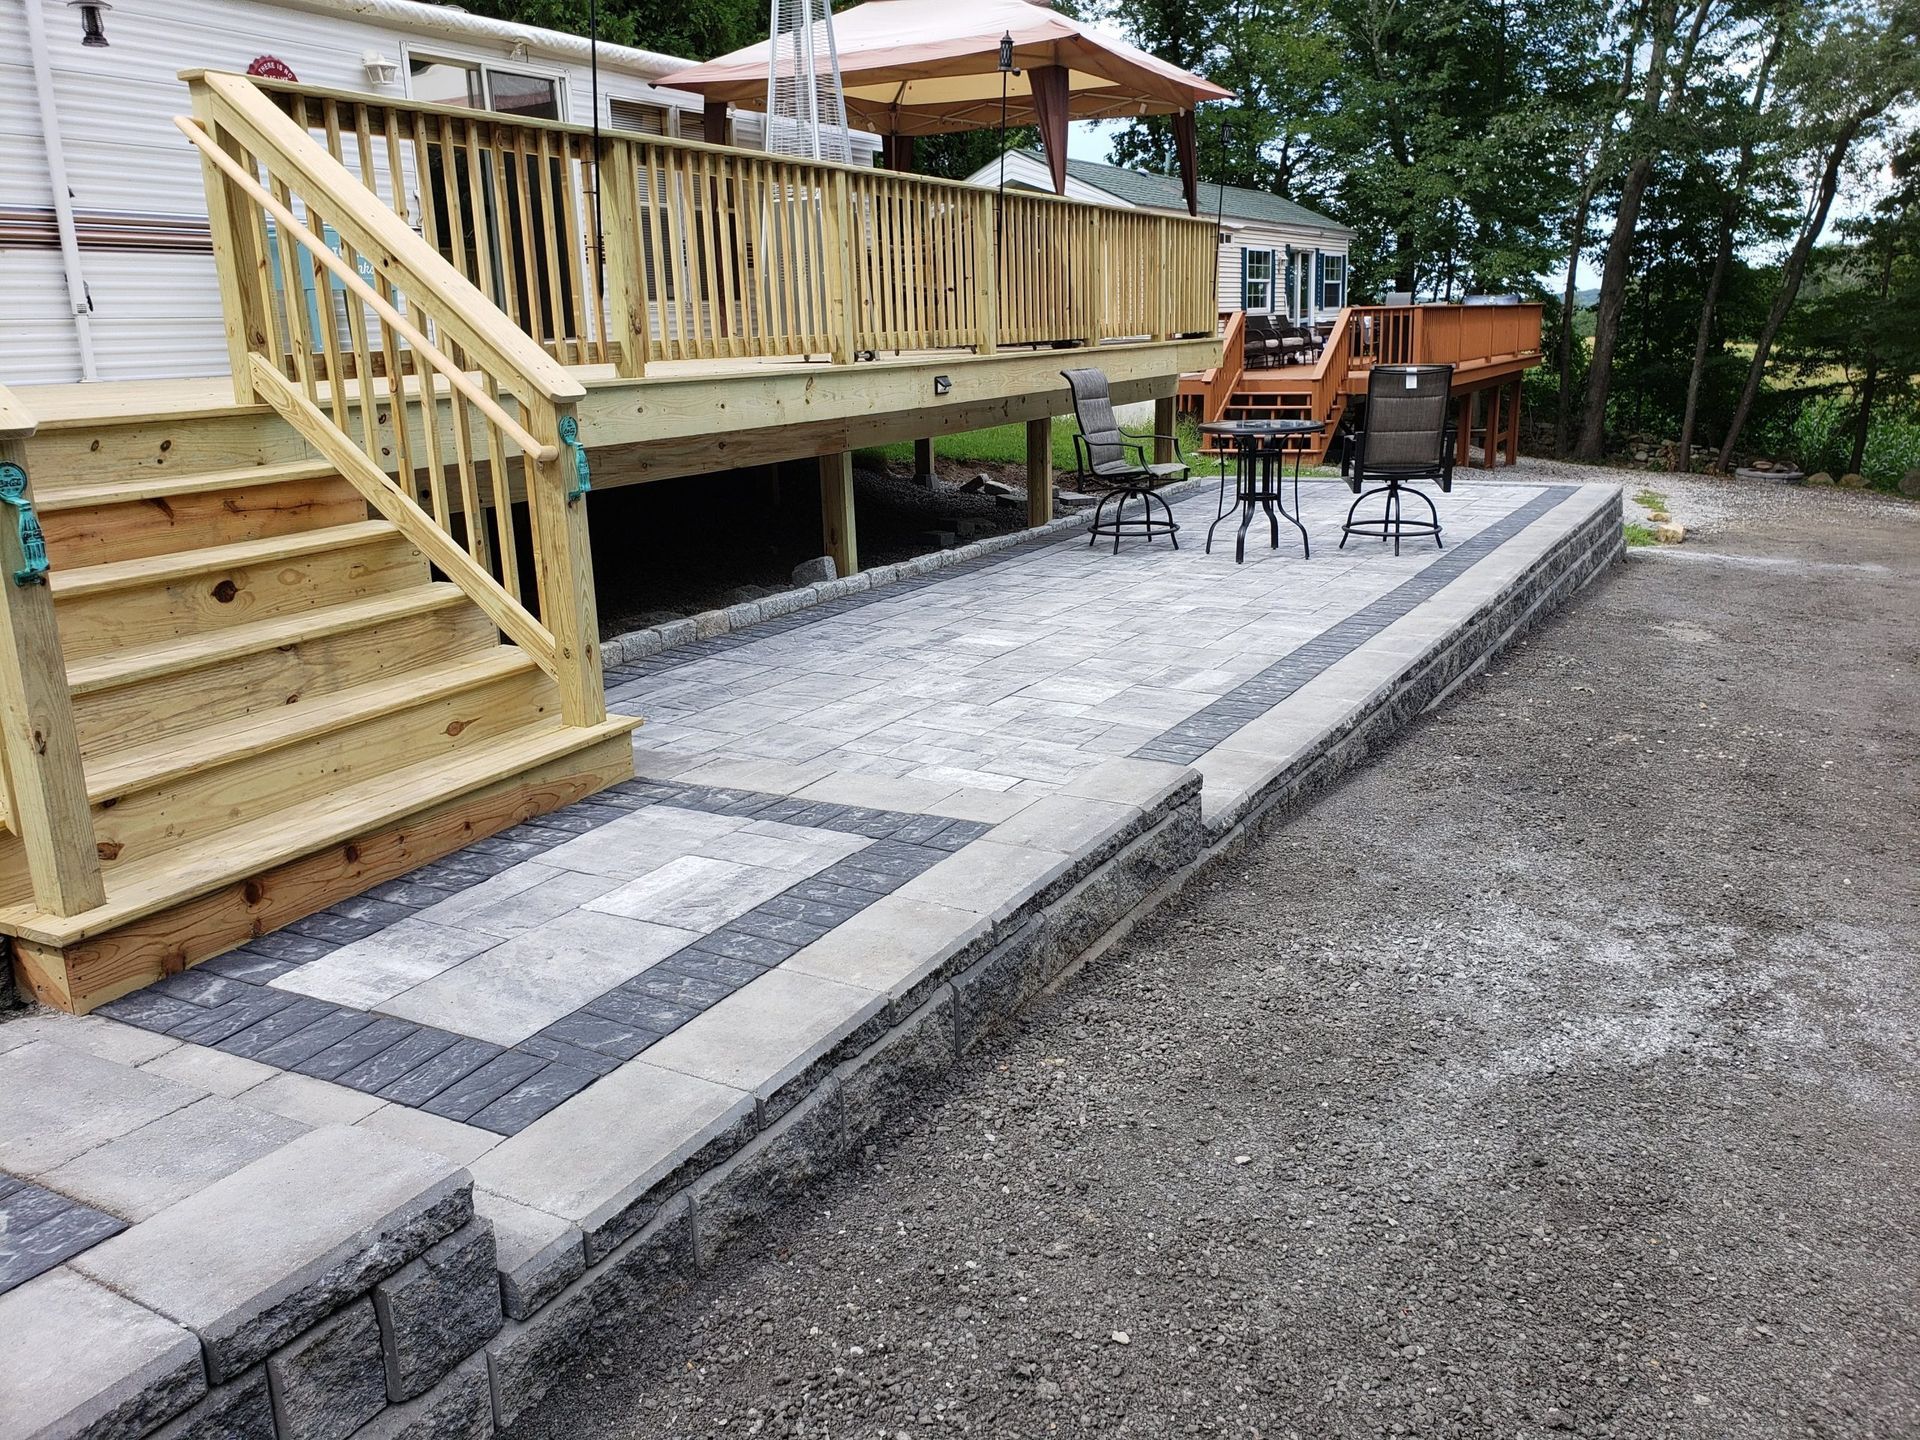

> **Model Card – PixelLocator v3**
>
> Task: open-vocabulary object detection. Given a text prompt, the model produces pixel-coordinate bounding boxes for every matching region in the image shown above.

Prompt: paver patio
[0,471,1621,1440]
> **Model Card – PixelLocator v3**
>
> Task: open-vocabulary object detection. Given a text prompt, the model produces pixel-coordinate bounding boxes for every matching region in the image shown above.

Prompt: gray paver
[0,1181,127,1293]
[373,1219,501,1401]
[380,910,700,1046]
[139,1043,279,1097]
[640,969,888,1103]
[354,1104,502,1167]
[43,1095,308,1222]
[70,1126,470,1381]
[411,865,624,939]
[584,854,801,931]
[270,921,500,1010]
[0,1040,202,1176]
[474,1191,585,1321]
[890,839,1077,925]
[238,1072,387,1128]
[781,897,991,1001]
[469,1061,755,1258]
[0,1268,206,1439]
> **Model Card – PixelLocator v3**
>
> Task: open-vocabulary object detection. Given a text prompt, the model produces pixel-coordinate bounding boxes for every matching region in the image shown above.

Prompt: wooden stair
[6,420,638,1013]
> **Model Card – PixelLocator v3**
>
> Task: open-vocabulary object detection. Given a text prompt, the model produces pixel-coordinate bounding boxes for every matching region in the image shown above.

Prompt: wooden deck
[1177,303,1545,465]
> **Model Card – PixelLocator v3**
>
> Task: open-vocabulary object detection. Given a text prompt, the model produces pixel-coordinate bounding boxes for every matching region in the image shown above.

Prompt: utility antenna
[764,0,852,162]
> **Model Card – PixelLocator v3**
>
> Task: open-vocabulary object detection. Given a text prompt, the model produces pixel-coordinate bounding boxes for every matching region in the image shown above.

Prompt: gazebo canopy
[666,0,1231,207]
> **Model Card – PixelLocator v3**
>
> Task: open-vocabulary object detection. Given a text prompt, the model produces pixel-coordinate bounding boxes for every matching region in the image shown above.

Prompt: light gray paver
[1060,756,1196,812]
[675,755,838,795]
[639,969,887,1103]
[138,1043,280,1098]
[695,820,870,873]
[0,1268,206,1440]
[584,854,800,931]
[354,1102,501,1166]
[237,1072,386,1128]
[271,919,501,1010]
[69,1126,470,1381]
[410,866,623,940]
[539,805,747,879]
[985,793,1141,858]
[0,1039,203,1176]
[469,1062,754,1260]
[0,1011,181,1067]
[781,897,990,1001]
[43,1095,309,1222]
[890,839,1076,926]
[378,910,700,1046]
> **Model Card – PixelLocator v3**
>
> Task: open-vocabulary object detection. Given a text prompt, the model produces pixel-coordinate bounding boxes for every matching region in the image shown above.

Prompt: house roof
[1017,150,1348,235]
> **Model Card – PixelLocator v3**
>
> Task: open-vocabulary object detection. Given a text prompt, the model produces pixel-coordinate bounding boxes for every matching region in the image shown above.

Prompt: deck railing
[182,69,605,728]
[205,72,1216,374]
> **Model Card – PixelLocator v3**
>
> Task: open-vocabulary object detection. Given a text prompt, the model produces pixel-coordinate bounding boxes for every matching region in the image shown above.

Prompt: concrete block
[0,1039,201,1175]
[373,1220,502,1401]
[469,1061,754,1264]
[836,989,958,1146]
[265,1299,386,1440]
[1059,756,1197,812]
[350,1354,492,1440]
[71,1127,470,1381]
[952,919,1046,1054]
[690,1081,848,1271]
[238,1073,386,1128]
[0,1012,181,1067]
[44,1095,308,1222]
[639,969,887,1117]
[355,1103,500,1167]
[145,1367,275,1440]
[580,1202,694,1340]
[0,1269,205,1440]
[484,1289,596,1431]
[985,793,1142,867]
[473,1191,585,1321]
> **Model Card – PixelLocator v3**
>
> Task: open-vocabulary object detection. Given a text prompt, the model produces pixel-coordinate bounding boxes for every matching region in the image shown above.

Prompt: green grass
[1631,487,1670,511]
[1623,521,1658,547]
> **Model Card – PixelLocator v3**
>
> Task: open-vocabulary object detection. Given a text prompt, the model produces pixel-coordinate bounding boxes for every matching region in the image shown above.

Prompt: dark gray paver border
[0,1174,128,1296]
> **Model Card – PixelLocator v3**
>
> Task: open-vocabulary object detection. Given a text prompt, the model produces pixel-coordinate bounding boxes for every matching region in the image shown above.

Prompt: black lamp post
[1215,115,1233,244]
[69,0,111,46]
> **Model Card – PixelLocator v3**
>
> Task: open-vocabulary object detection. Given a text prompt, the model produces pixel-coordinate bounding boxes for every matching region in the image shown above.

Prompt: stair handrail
[0,384,105,922]
[180,71,606,729]
[1202,310,1248,423]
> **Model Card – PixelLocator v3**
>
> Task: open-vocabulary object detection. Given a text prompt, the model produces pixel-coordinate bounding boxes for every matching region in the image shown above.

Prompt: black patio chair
[1061,367,1188,553]
[1338,363,1455,555]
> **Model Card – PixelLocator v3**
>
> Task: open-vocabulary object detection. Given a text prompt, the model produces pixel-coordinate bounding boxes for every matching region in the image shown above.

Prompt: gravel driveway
[511,467,1920,1440]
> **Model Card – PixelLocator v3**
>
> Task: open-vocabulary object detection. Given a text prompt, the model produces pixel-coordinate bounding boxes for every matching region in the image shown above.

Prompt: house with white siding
[964,148,1353,327]
[1,0,880,385]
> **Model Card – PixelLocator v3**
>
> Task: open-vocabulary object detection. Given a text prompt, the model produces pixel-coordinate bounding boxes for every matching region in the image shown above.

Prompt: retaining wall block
[373,1219,503,1402]
[266,1299,387,1440]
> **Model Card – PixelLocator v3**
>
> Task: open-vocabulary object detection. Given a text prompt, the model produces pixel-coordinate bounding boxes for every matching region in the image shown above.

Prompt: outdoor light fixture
[934,375,952,396]
[69,0,110,47]
[996,31,1017,286]
[362,50,400,86]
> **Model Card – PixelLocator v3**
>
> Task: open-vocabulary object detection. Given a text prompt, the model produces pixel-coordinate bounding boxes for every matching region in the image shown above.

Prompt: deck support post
[818,451,859,576]
[913,438,935,485]
[0,431,105,919]
[1455,396,1472,468]
[1479,384,1500,470]
[1505,377,1523,464]
[1153,395,1178,466]
[528,402,606,727]
[1026,417,1053,528]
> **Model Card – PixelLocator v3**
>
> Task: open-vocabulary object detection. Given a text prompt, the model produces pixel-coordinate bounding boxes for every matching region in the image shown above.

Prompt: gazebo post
[882,133,916,172]
[1173,110,1199,216]
[702,99,729,143]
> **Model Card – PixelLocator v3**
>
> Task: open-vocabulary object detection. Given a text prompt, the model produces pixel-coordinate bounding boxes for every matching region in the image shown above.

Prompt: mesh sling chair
[1061,368,1188,553]
[1339,363,1455,555]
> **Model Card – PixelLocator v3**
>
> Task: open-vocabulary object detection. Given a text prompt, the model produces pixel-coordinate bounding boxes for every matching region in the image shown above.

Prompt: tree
[458,0,765,70]
[1716,0,1920,470]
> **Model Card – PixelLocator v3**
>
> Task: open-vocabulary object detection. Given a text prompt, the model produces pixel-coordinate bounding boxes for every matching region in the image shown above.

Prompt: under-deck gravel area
[505,472,1920,1440]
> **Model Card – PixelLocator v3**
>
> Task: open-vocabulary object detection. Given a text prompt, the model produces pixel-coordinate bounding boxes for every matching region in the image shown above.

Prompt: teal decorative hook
[0,463,49,587]
[558,415,591,504]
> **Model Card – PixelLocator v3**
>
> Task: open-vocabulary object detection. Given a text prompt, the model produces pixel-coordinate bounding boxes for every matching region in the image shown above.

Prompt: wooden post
[527,402,606,727]
[0,423,105,918]
[1479,385,1499,470]
[190,83,272,404]
[1455,395,1472,467]
[597,137,648,378]
[1026,417,1053,528]
[912,437,935,484]
[825,171,858,366]
[972,193,998,354]
[1505,377,1523,464]
[1154,394,1177,466]
[818,451,858,575]
[1154,217,1172,341]
[1080,208,1104,348]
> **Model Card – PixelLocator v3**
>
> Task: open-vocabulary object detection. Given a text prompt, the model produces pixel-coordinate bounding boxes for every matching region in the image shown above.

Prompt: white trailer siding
[1,0,875,385]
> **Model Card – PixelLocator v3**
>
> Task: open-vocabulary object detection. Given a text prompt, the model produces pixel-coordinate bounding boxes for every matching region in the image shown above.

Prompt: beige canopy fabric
[665,0,1232,140]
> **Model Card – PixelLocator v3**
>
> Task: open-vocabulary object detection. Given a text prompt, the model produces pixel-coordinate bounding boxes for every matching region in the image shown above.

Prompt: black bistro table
[1199,418,1327,563]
